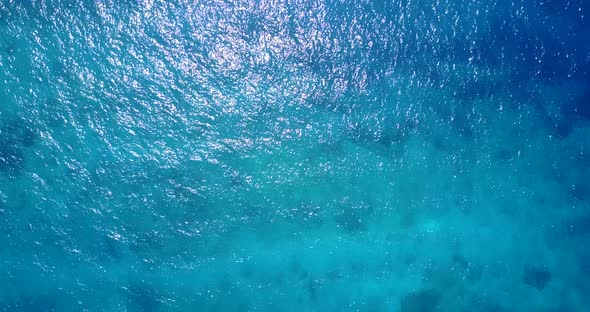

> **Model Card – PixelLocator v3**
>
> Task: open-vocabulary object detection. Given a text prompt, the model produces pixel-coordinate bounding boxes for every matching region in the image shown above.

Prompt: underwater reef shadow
[0,118,37,175]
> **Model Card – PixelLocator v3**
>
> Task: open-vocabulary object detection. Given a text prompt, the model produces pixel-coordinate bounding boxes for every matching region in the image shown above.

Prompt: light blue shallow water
[1,0,590,311]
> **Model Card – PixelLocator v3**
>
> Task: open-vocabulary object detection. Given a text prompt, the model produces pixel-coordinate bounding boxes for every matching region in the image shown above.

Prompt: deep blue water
[1,0,589,311]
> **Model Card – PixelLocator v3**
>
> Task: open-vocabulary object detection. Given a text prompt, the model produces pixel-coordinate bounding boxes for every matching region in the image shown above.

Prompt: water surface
[1,0,589,311]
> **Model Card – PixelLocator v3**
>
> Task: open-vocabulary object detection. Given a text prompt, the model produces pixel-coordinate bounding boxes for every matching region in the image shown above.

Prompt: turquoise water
[1,0,590,311]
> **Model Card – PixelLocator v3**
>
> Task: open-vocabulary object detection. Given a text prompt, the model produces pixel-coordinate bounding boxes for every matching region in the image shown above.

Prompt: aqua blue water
[1,0,589,311]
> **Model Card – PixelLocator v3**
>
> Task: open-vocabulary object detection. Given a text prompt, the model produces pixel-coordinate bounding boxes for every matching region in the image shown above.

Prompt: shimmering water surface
[1,0,590,311]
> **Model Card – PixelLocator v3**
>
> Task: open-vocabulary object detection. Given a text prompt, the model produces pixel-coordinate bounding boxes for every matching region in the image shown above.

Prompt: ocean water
[1,0,589,311]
